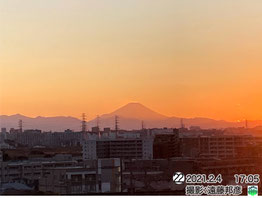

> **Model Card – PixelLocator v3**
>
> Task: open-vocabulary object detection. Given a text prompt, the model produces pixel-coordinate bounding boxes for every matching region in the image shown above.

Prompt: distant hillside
[86,103,257,130]
[1,103,262,131]
[0,114,81,132]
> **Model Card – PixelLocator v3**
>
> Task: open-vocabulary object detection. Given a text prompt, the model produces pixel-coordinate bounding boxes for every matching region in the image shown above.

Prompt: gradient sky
[1,0,262,121]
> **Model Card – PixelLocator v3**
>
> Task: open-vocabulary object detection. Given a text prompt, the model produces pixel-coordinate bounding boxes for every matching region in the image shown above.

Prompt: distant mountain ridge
[100,103,168,120]
[0,102,261,131]
[0,114,81,132]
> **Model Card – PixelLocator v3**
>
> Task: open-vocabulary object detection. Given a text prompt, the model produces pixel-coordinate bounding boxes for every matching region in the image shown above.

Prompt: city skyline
[1,0,262,121]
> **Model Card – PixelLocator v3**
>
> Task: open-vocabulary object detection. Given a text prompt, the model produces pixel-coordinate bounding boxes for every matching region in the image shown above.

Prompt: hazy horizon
[0,102,255,131]
[0,102,259,123]
[1,0,262,122]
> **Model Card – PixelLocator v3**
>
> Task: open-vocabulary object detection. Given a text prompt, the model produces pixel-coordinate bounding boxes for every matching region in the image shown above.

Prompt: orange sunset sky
[1,0,262,121]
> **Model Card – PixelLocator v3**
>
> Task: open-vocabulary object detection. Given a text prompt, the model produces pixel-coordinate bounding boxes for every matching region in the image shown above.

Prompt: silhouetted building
[122,158,195,193]
[82,138,153,160]
[104,128,111,133]
[92,127,99,133]
[181,135,254,158]
[64,129,73,133]
[1,128,7,133]
[153,129,180,159]
[39,158,121,194]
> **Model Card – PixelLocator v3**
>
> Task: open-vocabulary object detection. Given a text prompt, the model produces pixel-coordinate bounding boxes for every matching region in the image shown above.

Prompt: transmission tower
[180,118,185,129]
[96,115,100,131]
[141,120,145,130]
[18,119,23,133]
[82,113,87,132]
[115,115,119,132]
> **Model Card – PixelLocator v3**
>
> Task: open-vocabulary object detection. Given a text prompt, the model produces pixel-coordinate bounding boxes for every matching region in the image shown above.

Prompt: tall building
[153,129,180,159]
[1,128,7,133]
[181,135,254,158]
[83,139,97,160]
[82,137,153,160]
[0,128,7,142]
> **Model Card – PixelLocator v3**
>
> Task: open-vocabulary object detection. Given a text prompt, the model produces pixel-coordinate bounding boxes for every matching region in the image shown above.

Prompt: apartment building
[6,130,83,148]
[82,137,153,160]
[153,130,180,159]
[0,157,78,184]
[39,158,121,194]
[181,135,254,158]
[122,158,195,193]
